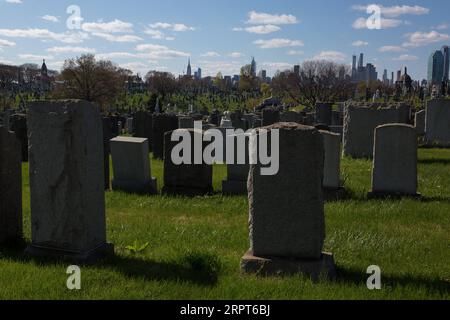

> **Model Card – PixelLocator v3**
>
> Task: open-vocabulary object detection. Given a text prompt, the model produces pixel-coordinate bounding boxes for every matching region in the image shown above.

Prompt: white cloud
[403,31,450,47]
[352,40,369,47]
[200,51,221,57]
[143,29,174,41]
[228,52,244,58]
[91,32,142,43]
[393,54,419,61]
[247,11,298,25]
[234,25,281,34]
[18,54,54,61]
[434,23,449,31]
[46,46,97,54]
[0,39,16,47]
[5,0,22,4]
[0,28,89,44]
[379,45,405,52]
[352,17,403,29]
[42,15,59,23]
[313,51,347,61]
[136,44,189,59]
[351,5,429,18]
[197,60,243,77]
[148,22,195,32]
[254,38,303,49]
[82,19,133,33]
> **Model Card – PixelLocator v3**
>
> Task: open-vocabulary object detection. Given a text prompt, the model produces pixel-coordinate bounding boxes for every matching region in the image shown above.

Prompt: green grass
[0,149,449,300]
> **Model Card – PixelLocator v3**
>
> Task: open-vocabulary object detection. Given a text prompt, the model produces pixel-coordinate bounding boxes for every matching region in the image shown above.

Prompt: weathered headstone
[222,133,249,195]
[425,99,450,147]
[343,102,411,158]
[331,111,343,126]
[414,110,425,136]
[0,126,22,244]
[280,111,303,123]
[320,131,341,190]
[152,114,178,159]
[26,100,113,262]
[9,114,28,162]
[133,111,153,151]
[111,136,157,194]
[370,124,419,197]
[162,129,213,196]
[102,117,112,190]
[241,123,335,279]
[126,117,134,134]
[208,110,221,126]
[262,107,280,126]
[315,103,332,126]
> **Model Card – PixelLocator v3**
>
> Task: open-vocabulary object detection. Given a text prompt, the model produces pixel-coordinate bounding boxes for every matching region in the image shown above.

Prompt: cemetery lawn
[0,148,449,300]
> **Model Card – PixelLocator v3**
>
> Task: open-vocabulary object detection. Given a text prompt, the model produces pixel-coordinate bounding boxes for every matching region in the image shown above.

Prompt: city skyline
[1,0,450,79]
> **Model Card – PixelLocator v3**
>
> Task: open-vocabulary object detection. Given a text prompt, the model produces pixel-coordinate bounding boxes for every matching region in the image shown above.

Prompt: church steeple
[41,59,48,76]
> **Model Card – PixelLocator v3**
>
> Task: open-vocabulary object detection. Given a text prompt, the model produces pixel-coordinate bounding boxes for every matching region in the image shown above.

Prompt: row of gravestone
[0,100,346,279]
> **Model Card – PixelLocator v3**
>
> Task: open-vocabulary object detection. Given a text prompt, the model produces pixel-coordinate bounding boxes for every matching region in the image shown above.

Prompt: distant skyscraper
[196,68,202,79]
[187,59,192,77]
[442,45,449,81]
[251,57,257,77]
[428,50,445,85]
[294,65,300,76]
[358,53,364,69]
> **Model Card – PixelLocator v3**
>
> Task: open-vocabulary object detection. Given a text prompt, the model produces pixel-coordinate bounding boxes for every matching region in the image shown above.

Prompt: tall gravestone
[415,110,425,136]
[0,126,22,244]
[152,114,179,159]
[102,117,112,190]
[162,129,213,196]
[133,111,153,151]
[369,124,419,197]
[26,100,113,261]
[9,114,28,162]
[425,99,450,147]
[315,103,332,126]
[222,133,249,195]
[343,102,411,158]
[320,131,342,190]
[111,137,157,194]
[262,107,280,126]
[241,123,336,279]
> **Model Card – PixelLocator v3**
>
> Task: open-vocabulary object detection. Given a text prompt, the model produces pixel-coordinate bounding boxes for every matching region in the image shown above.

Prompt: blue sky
[0,0,449,80]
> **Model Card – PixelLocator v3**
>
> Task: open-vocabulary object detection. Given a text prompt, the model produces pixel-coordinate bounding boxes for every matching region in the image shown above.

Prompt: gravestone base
[25,243,114,263]
[241,250,336,280]
[367,191,422,199]
[324,186,347,201]
[222,180,247,195]
[162,185,213,197]
[112,178,157,194]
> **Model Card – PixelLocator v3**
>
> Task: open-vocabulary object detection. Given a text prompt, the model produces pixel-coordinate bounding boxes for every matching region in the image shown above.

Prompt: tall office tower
[428,50,445,85]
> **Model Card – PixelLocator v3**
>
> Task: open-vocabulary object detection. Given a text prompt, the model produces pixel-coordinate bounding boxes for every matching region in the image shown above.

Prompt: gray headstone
[371,124,418,196]
[0,126,22,244]
[111,136,157,194]
[414,110,425,136]
[343,102,411,158]
[248,123,325,259]
[315,103,332,126]
[152,114,178,159]
[425,99,450,147]
[162,129,213,196]
[26,100,113,261]
[133,111,153,151]
[9,114,28,162]
[262,107,280,126]
[178,116,195,129]
[222,133,249,195]
[320,131,341,189]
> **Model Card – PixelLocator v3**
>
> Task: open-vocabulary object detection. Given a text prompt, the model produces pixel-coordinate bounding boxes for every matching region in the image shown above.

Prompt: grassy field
[0,148,449,300]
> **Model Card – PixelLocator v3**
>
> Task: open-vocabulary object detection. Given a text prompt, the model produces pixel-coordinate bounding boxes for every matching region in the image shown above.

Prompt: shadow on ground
[336,266,450,296]
[0,242,220,287]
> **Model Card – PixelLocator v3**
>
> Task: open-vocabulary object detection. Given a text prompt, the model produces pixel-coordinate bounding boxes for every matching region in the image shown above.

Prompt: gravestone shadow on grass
[0,242,220,287]
[335,266,450,297]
